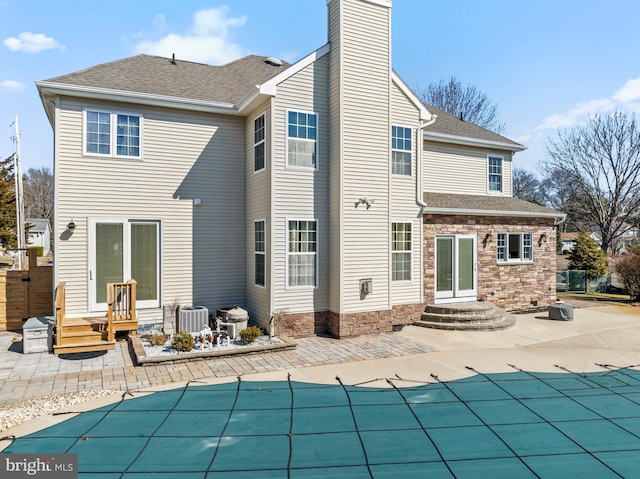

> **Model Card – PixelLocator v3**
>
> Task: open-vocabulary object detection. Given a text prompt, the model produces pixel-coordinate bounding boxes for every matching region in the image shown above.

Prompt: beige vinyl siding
[56,97,246,321]
[245,100,272,327]
[339,0,391,312]
[390,81,422,305]
[423,142,513,196]
[271,57,330,313]
[328,0,343,313]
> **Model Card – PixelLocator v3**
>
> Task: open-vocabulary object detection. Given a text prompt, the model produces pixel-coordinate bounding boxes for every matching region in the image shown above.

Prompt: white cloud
[133,6,247,65]
[3,32,64,53]
[0,80,25,90]
[535,77,640,131]
[612,77,640,103]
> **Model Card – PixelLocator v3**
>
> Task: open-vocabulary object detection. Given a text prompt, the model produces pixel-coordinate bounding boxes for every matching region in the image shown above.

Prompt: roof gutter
[35,81,239,115]
[416,117,437,207]
[424,206,566,220]
[423,131,527,152]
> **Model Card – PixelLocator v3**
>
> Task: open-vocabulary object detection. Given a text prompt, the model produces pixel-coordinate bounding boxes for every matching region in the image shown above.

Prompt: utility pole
[10,115,25,270]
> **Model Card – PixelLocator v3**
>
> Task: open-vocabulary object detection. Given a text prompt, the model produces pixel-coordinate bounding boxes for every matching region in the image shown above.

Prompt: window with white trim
[497,233,533,263]
[392,222,412,281]
[254,114,266,171]
[488,155,503,192]
[85,110,141,158]
[392,126,412,176]
[287,220,317,287]
[255,220,266,286]
[287,111,317,168]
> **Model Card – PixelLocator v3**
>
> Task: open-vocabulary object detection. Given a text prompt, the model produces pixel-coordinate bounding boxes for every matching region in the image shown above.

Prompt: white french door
[435,234,477,301]
[89,218,160,311]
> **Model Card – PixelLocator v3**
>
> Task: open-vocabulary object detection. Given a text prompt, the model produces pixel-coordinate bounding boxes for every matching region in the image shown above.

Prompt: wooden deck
[53,281,138,354]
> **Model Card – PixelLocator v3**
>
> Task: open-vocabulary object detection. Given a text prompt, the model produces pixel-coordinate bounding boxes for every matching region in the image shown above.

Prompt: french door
[89,218,160,311]
[435,234,477,301]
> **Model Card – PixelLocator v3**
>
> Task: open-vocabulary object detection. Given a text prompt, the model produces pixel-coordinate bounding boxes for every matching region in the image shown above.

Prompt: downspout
[416,115,436,207]
[416,115,436,305]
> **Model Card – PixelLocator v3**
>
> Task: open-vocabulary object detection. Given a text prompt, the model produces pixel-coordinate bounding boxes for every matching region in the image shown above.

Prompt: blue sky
[2,0,640,175]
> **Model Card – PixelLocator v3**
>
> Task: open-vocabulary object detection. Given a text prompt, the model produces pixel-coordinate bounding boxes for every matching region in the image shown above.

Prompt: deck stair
[53,281,138,354]
[53,317,114,354]
[414,301,516,331]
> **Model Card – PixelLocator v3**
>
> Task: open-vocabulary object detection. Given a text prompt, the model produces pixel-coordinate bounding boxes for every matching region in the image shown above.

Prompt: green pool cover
[4,367,640,478]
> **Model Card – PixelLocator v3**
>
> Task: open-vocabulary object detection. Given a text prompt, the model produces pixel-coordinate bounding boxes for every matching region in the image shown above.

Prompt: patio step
[53,317,114,354]
[53,339,115,354]
[414,301,516,331]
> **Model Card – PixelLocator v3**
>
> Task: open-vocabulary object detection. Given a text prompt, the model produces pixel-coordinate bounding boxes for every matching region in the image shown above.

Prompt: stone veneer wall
[423,215,557,311]
[275,302,425,339]
[275,311,330,339]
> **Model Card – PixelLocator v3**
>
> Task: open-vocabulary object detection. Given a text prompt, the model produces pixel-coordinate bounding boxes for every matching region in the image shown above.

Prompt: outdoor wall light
[358,196,375,209]
[66,220,76,234]
[539,233,547,246]
[484,231,493,242]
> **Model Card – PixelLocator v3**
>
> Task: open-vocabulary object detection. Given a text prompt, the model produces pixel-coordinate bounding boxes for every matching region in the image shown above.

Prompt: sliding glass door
[90,219,160,311]
[435,234,477,301]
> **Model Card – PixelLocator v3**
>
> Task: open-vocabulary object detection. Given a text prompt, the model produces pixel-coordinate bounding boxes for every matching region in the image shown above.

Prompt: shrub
[148,332,168,346]
[568,233,608,278]
[615,254,640,301]
[240,325,262,345]
[626,243,640,255]
[172,331,195,352]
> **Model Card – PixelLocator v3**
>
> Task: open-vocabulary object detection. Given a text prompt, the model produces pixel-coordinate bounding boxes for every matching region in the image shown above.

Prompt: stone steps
[414,301,516,331]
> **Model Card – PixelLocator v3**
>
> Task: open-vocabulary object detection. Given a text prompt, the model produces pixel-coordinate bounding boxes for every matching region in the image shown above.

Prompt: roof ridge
[219,54,263,68]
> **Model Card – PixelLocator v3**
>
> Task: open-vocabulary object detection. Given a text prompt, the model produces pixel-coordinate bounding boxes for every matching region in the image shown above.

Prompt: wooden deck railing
[107,280,138,341]
[54,282,66,349]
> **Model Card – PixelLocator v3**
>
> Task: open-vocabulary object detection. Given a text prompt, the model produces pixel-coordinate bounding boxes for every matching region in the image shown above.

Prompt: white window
[392,222,412,281]
[89,219,160,311]
[497,233,533,263]
[254,114,266,171]
[392,126,412,176]
[84,110,142,158]
[287,111,317,168]
[488,155,503,192]
[287,220,317,287]
[255,220,266,286]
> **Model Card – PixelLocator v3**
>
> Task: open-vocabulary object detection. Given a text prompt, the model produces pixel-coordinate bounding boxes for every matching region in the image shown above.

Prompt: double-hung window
[488,155,503,192]
[287,220,317,287]
[255,220,266,286]
[85,110,141,158]
[392,222,412,281]
[254,114,266,171]
[287,111,317,168]
[392,126,412,176]
[497,233,533,263]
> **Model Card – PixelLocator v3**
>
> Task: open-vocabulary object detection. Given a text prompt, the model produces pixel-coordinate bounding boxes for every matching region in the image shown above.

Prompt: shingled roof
[423,104,524,149]
[42,52,524,151]
[423,192,564,218]
[43,54,291,104]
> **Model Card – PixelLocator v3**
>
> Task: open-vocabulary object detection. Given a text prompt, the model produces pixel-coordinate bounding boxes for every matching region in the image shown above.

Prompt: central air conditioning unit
[178,306,209,333]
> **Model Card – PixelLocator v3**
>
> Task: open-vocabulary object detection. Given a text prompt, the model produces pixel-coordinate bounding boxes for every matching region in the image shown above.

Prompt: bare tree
[416,76,506,134]
[512,167,543,205]
[24,167,53,220]
[540,111,640,253]
[538,170,590,233]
